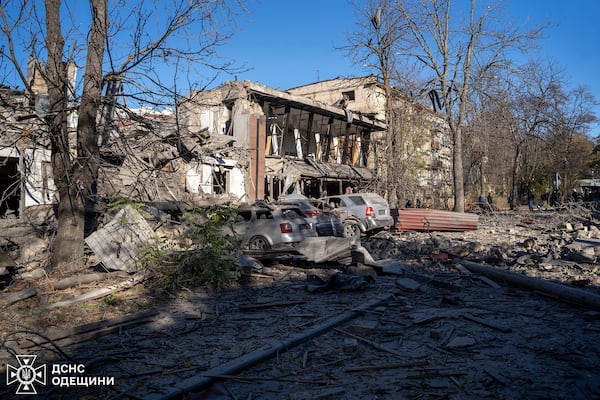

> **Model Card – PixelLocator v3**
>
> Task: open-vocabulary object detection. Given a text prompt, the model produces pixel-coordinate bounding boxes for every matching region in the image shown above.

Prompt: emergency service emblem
[6,354,46,394]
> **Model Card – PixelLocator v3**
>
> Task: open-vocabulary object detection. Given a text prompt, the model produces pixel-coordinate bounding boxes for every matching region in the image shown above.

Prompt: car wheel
[342,221,360,239]
[248,235,271,250]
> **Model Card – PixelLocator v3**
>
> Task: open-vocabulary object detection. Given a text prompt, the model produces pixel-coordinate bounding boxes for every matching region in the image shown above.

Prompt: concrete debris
[2,208,600,399]
[19,267,45,280]
[306,272,373,292]
[293,236,355,263]
[0,248,16,277]
[444,336,476,348]
[394,277,421,292]
[85,205,158,273]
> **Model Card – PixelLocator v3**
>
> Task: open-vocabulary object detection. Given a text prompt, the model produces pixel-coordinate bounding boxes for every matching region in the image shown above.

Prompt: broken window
[255,210,273,220]
[100,154,125,166]
[213,169,228,194]
[342,90,355,101]
[0,157,21,218]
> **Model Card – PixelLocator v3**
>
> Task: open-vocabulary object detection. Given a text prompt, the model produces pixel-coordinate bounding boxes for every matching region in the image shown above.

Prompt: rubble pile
[1,207,600,399]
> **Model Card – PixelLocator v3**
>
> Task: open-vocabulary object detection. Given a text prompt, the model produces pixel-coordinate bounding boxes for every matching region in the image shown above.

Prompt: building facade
[288,76,453,209]
[178,80,387,202]
[0,74,452,219]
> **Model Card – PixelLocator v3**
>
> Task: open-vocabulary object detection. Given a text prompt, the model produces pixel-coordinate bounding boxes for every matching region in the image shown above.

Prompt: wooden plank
[456,259,600,311]
[52,271,129,290]
[0,288,36,307]
[21,309,159,348]
[45,272,154,309]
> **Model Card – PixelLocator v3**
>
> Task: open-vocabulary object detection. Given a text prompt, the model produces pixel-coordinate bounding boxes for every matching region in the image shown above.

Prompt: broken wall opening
[0,156,21,218]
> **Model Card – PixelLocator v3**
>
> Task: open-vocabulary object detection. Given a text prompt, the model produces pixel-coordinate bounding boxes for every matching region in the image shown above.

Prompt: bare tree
[394,0,542,211]
[472,61,558,203]
[342,0,406,206]
[1,0,243,271]
[542,84,598,192]
[467,60,597,204]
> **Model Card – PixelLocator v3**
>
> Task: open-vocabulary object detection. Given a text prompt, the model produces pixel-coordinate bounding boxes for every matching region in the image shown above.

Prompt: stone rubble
[1,209,600,399]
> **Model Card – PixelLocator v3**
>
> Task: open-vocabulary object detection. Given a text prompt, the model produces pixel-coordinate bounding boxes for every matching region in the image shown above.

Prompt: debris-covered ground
[1,207,600,399]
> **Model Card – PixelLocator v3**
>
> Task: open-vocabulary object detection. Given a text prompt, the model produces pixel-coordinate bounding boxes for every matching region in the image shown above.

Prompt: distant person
[508,193,515,210]
[478,194,485,209]
[528,190,535,212]
[345,186,353,194]
[405,199,413,208]
[486,193,493,209]
[541,192,549,207]
[553,190,561,207]
[416,198,421,208]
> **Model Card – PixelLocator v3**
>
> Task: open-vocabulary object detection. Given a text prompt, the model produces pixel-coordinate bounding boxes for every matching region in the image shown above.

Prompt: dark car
[307,198,344,237]
[278,195,344,237]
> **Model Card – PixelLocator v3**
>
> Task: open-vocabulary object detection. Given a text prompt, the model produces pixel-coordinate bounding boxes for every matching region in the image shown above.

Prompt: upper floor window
[342,90,356,101]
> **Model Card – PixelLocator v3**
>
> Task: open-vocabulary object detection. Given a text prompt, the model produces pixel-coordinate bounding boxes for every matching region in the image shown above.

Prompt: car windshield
[312,201,333,211]
[280,208,303,219]
[347,195,367,205]
[362,194,387,205]
[256,210,273,220]
[292,201,312,210]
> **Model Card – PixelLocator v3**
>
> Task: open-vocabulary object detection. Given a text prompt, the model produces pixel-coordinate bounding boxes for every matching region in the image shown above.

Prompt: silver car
[234,203,317,250]
[319,193,394,238]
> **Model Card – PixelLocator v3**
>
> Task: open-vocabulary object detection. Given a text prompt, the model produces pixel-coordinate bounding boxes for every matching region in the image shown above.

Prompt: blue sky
[217,0,600,137]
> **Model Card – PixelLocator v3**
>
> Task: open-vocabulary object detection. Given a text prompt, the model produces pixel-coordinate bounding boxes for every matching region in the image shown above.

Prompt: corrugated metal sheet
[85,205,157,273]
[265,157,374,180]
[391,208,478,232]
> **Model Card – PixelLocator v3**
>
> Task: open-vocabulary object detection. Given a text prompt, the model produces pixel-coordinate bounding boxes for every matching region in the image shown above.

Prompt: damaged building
[1,73,453,219]
[0,84,56,220]
[178,80,387,201]
[288,76,453,208]
[0,67,243,219]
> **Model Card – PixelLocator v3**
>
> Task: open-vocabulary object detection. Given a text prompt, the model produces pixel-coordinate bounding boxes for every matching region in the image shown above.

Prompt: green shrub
[148,204,241,293]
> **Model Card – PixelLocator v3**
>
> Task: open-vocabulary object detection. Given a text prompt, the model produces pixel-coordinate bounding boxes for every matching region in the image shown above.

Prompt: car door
[326,196,352,220]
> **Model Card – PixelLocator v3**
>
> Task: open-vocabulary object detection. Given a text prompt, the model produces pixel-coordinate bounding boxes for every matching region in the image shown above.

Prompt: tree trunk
[76,0,107,207]
[452,125,465,212]
[45,0,81,270]
[47,0,107,271]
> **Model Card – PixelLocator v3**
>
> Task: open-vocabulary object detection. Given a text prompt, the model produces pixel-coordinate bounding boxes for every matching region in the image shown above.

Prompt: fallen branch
[462,313,512,333]
[0,288,37,308]
[52,272,129,290]
[45,272,154,309]
[49,318,157,348]
[238,300,306,311]
[203,374,328,385]
[455,259,600,311]
[21,309,159,349]
[333,328,404,357]
[405,370,467,379]
[344,360,428,373]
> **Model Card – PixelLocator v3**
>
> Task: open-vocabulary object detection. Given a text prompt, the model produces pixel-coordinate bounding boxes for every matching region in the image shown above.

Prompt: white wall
[1,147,56,208]
[185,159,246,200]
[24,148,56,206]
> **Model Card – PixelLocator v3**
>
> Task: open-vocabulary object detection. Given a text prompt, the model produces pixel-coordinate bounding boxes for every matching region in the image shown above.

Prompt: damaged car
[234,202,317,250]
[320,193,394,238]
[278,195,344,237]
